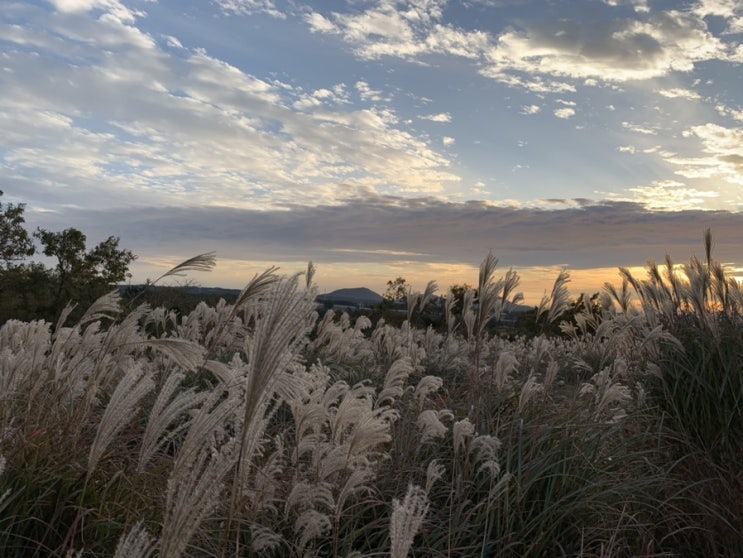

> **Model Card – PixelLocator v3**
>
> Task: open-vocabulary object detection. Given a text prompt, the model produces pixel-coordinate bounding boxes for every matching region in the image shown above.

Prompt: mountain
[315,287,383,307]
[120,285,241,299]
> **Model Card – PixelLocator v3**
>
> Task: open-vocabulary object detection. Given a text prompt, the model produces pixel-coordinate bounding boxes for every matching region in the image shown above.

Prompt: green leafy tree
[447,283,474,313]
[0,190,35,269]
[384,276,408,302]
[34,227,136,316]
[0,194,137,323]
[34,227,88,296]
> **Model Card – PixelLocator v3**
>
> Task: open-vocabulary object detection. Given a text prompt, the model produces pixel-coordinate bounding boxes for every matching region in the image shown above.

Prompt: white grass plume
[462,288,476,341]
[143,338,205,372]
[390,484,430,558]
[295,508,332,551]
[138,371,207,473]
[250,523,285,554]
[419,280,438,314]
[453,418,475,456]
[232,274,316,507]
[113,520,154,558]
[417,409,452,444]
[246,435,286,517]
[413,375,443,411]
[579,363,633,420]
[151,252,217,284]
[604,278,633,315]
[79,290,122,325]
[0,453,9,512]
[517,374,543,412]
[377,358,413,407]
[286,481,335,514]
[88,361,155,475]
[127,252,217,307]
[160,387,242,558]
[537,269,571,326]
[0,320,50,409]
[425,459,445,494]
[475,251,500,337]
[470,434,502,478]
[492,350,518,391]
[444,289,459,336]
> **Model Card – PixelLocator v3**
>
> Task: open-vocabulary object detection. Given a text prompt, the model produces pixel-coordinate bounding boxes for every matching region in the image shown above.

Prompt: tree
[0,190,35,269]
[384,277,408,302]
[0,193,138,323]
[447,283,474,312]
[35,227,88,293]
[88,235,137,285]
[34,227,136,312]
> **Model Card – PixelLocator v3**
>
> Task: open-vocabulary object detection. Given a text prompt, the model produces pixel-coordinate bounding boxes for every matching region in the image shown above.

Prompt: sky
[2,0,743,303]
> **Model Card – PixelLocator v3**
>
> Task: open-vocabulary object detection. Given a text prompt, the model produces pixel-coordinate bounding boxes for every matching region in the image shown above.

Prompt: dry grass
[1,237,741,556]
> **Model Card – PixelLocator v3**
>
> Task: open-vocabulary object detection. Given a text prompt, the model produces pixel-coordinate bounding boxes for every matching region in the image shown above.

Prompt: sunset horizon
[3,0,743,307]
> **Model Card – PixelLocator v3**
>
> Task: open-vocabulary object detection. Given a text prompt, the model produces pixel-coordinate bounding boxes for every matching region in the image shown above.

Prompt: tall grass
[0,237,741,556]
[616,230,743,555]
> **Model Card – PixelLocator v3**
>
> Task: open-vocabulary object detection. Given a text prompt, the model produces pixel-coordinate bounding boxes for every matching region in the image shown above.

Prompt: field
[1,239,741,557]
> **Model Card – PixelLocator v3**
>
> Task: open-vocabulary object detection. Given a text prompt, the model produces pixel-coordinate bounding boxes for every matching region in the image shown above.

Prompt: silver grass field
[0,235,741,557]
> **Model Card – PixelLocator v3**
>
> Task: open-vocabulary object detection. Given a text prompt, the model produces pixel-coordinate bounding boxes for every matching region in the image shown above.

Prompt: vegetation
[0,192,136,324]
[0,208,741,556]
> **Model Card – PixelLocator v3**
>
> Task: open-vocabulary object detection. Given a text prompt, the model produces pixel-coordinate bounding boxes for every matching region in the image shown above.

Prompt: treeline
[1,191,604,342]
[0,191,135,323]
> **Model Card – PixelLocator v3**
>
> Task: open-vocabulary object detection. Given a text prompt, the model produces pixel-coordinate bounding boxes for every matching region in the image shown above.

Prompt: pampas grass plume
[390,484,429,558]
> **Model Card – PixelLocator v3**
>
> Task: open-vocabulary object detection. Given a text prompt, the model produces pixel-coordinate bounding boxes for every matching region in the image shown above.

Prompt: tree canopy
[0,190,35,269]
[0,192,137,323]
[383,276,408,302]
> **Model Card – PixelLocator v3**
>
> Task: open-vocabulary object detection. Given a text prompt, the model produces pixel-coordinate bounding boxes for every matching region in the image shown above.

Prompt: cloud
[554,107,575,119]
[668,123,743,185]
[492,73,576,94]
[0,3,461,212]
[617,145,637,153]
[419,112,452,122]
[27,196,743,284]
[213,0,286,19]
[293,86,349,109]
[483,10,733,86]
[626,180,719,210]
[658,87,701,100]
[49,0,144,23]
[716,103,743,122]
[305,11,336,33]
[520,104,541,115]
[305,1,737,93]
[622,121,657,135]
[356,80,384,102]
[693,0,737,18]
[306,2,491,61]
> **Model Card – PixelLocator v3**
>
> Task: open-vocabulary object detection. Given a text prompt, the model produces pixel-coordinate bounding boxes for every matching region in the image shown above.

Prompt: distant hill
[119,284,530,315]
[316,287,383,307]
[120,285,241,299]
[122,284,384,308]
[501,300,533,314]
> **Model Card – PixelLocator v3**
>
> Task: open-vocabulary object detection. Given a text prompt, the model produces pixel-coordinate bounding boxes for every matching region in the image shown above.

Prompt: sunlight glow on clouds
[419,112,452,123]
[3,0,743,296]
[0,3,461,209]
[554,107,575,119]
[671,123,743,185]
[626,180,720,210]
